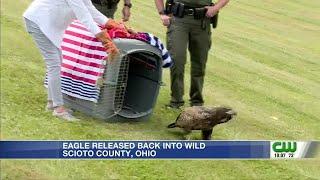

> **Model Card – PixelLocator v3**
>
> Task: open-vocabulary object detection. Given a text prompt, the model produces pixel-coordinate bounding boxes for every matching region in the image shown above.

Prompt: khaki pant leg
[167,19,190,105]
[188,20,212,105]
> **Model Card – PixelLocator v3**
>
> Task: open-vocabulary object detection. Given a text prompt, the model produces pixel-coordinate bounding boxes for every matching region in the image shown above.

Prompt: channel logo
[270,141,311,159]
[271,141,297,158]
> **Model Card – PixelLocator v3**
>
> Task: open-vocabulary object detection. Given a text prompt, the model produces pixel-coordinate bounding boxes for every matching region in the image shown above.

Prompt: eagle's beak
[226,110,237,116]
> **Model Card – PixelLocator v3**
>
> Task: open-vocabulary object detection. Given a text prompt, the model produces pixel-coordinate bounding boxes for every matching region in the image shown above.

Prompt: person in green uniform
[92,0,132,21]
[155,0,229,108]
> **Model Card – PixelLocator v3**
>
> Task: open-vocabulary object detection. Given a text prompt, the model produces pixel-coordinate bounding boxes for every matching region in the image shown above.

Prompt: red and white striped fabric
[60,20,107,103]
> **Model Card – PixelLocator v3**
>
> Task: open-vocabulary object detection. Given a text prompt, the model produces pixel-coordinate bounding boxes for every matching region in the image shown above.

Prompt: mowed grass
[1,0,320,179]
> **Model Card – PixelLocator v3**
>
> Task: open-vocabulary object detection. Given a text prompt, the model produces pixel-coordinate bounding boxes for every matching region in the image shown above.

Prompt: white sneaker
[53,110,79,122]
[45,102,54,111]
[46,103,73,113]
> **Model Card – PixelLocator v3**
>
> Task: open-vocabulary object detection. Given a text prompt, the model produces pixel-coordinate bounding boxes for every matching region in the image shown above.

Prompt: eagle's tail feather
[168,113,182,128]
[167,123,177,128]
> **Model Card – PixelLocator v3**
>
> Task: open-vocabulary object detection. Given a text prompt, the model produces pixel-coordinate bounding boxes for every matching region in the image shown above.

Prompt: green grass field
[1,0,320,179]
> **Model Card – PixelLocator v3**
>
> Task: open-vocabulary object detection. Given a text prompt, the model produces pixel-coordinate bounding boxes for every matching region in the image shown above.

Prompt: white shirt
[23,0,108,48]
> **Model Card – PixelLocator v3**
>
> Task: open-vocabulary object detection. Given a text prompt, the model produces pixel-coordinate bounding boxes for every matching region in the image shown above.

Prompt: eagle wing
[176,107,214,130]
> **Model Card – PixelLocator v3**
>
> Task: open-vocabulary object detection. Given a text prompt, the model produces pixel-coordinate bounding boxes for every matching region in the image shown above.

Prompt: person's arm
[66,0,119,57]
[206,0,230,17]
[154,0,171,26]
[84,0,109,25]
[66,0,107,35]
[122,0,131,22]
[84,0,124,30]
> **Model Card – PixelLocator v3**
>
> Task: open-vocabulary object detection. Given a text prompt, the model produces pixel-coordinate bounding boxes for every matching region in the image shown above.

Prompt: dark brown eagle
[168,106,237,140]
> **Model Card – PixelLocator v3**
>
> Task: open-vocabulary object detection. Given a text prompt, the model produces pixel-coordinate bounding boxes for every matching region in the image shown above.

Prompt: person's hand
[205,5,219,18]
[160,14,171,27]
[123,24,137,34]
[122,6,131,22]
[105,19,123,30]
[119,20,137,34]
[105,19,137,35]
[95,30,119,60]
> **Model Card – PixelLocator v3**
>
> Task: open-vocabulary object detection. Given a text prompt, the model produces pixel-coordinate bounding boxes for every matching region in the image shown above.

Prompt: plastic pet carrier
[63,38,163,121]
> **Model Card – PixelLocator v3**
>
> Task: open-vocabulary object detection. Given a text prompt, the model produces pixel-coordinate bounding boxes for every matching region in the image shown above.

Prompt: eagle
[167,106,237,140]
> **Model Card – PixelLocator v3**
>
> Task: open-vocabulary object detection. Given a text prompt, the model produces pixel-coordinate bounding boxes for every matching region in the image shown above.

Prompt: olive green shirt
[100,0,120,6]
[176,0,212,6]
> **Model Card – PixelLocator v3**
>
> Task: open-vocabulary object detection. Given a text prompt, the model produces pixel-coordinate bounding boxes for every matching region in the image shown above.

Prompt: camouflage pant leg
[92,3,118,19]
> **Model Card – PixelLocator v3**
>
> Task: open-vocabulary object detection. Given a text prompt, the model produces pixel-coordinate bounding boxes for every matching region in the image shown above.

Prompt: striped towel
[136,32,172,68]
[47,21,172,103]
[59,21,107,102]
